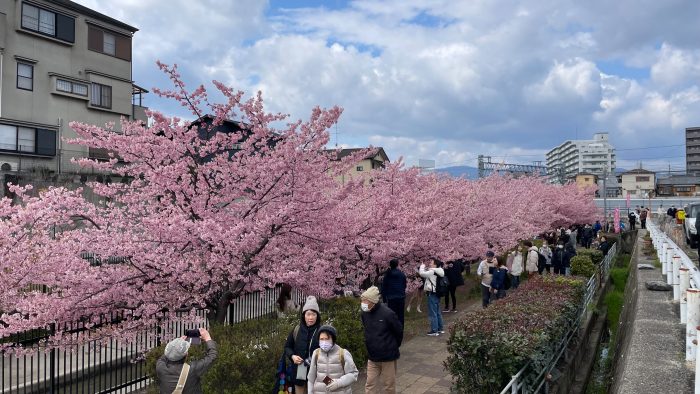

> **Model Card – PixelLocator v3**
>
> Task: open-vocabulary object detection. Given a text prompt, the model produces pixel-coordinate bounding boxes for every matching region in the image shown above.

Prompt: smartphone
[323,376,333,385]
[185,329,201,345]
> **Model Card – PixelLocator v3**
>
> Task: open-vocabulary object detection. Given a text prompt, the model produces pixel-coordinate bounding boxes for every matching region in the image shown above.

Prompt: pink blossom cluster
[0,64,599,349]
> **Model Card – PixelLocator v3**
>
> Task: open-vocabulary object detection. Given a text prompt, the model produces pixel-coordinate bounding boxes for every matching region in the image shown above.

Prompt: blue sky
[75,0,700,173]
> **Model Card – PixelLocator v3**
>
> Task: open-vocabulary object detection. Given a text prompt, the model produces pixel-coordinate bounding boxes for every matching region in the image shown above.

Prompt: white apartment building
[546,133,616,184]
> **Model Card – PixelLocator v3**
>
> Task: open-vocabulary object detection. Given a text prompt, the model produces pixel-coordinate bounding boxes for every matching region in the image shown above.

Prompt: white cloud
[72,0,700,170]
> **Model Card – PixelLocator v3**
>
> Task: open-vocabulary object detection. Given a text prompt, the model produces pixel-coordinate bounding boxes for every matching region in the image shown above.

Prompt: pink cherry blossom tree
[0,64,601,349]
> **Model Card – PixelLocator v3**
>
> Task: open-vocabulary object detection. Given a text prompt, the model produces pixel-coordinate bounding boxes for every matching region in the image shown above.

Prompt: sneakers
[442,309,451,313]
[427,331,440,337]
[439,330,446,334]
[417,307,422,313]
[451,309,458,313]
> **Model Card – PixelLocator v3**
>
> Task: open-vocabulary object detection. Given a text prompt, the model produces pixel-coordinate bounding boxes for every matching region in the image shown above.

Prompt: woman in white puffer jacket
[307,325,359,393]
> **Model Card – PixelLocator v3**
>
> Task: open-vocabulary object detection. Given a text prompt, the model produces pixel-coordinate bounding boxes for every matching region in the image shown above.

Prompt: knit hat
[302,295,320,313]
[164,337,191,361]
[485,251,495,257]
[318,325,337,343]
[361,286,381,304]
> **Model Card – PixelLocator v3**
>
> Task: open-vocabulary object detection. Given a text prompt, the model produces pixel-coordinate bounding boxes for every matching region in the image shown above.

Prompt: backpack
[433,273,449,297]
[537,252,547,268]
[503,273,512,290]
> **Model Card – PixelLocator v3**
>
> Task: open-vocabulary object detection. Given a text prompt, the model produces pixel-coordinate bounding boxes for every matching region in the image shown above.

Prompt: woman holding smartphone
[307,325,359,393]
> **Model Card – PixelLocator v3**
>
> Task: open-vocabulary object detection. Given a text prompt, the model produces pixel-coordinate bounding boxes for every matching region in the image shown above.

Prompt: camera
[185,329,201,345]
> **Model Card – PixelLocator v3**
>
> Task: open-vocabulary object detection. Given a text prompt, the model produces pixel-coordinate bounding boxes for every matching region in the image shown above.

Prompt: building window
[91,83,112,108]
[0,125,56,156]
[21,2,75,43]
[88,26,131,61]
[356,166,364,172]
[635,176,650,182]
[17,62,33,90]
[103,32,116,56]
[57,79,88,96]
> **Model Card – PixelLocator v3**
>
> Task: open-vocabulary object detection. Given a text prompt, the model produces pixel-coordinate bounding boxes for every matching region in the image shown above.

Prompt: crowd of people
[154,224,611,393]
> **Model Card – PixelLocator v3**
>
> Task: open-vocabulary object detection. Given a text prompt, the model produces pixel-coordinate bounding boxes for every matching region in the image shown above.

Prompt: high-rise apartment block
[0,0,147,175]
[546,133,616,184]
[686,127,700,176]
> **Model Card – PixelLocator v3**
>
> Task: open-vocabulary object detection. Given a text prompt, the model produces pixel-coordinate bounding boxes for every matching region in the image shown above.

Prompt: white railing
[647,220,700,394]
[500,243,618,394]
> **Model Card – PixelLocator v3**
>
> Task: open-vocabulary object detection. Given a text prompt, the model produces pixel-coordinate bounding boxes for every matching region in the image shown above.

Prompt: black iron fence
[1,286,307,393]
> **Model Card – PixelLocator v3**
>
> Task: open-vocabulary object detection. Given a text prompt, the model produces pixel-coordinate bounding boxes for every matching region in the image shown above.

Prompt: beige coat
[526,246,539,273]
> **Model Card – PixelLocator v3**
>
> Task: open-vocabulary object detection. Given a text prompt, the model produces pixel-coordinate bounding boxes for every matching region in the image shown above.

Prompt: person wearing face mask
[360,286,403,394]
[551,240,567,275]
[284,296,322,394]
[307,325,359,393]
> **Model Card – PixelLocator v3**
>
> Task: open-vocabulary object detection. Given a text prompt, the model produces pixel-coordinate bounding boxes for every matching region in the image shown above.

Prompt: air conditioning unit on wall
[0,161,19,171]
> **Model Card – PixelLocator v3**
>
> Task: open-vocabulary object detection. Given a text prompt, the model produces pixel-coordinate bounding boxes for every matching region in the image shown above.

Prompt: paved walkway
[351,297,481,393]
[613,229,693,393]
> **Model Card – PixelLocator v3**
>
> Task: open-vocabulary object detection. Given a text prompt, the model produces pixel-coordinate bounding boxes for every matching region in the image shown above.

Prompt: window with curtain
[18,128,35,153]
[103,33,116,56]
[0,125,17,151]
[17,63,33,91]
[91,83,112,108]
[21,2,75,43]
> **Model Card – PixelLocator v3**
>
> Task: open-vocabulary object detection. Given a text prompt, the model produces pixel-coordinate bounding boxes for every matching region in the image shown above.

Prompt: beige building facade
[620,169,655,198]
[0,0,147,175]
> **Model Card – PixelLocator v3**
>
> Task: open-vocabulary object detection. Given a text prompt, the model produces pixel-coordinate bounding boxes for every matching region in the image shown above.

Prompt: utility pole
[602,165,608,218]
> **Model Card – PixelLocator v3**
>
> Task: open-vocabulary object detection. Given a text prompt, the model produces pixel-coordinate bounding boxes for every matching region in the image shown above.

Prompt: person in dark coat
[360,286,403,394]
[156,328,217,394]
[581,224,594,248]
[443,259,465,312]
[551,241,566,275]
[283,296,322,394]
[381,259,408,326]
[490,257,509,300]
[598,236,611,255]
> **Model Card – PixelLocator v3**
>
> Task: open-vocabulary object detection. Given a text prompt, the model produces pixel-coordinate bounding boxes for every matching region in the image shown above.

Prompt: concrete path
[613,229,694,394]
[351,298,481,393]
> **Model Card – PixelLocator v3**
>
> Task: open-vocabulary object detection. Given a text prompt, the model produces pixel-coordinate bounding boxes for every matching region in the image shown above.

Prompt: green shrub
[570,255,595,278]
[446,276,585,393]
[144,298,367,393]
[576,249,604,265]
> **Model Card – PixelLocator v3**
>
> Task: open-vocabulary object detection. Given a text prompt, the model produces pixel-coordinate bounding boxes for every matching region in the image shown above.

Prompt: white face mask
[360,302,370,312]
[319,340,333,352]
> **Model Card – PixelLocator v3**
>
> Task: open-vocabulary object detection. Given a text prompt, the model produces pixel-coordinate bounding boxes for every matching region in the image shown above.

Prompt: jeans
[481,284,491,308]
[565,267,571,276]
[444,285,457,310]
[427,292,444,332]
[386,298,405,327]
[511,275,520,289]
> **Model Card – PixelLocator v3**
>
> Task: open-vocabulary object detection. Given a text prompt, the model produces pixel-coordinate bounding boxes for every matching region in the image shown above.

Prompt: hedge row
[445,276,585,393]
[145,297,366,394]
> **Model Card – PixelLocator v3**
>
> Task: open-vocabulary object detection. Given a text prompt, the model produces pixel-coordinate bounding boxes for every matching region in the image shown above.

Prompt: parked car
[684,203,700,247]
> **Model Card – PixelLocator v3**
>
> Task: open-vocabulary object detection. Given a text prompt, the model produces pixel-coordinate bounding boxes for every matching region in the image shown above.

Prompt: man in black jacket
[156,328,217,394]
[381,259,407,326]
[361,286,403,394]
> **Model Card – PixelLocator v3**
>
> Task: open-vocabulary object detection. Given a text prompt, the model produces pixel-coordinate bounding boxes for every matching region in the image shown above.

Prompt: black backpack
[434,274,449,297]
[537,252,547,268]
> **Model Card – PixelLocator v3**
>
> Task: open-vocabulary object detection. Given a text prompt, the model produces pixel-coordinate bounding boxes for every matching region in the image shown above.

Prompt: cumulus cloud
[73,0,700,170]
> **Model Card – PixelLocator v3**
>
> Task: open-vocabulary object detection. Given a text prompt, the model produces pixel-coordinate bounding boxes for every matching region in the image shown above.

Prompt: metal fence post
[661,242,668,272]
[687,289,700,362]
[681,268,690,324]
[673,255,681,301]
[49,323,56,393]
[666,248,675,285]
